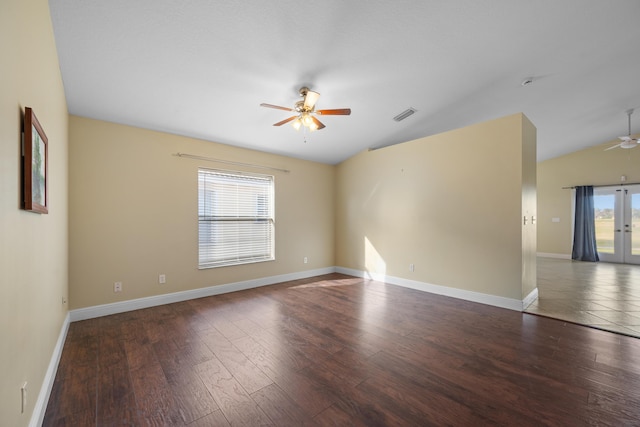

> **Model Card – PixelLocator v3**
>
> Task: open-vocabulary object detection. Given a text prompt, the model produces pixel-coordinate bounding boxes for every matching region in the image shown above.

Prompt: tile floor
[526,257,640,337]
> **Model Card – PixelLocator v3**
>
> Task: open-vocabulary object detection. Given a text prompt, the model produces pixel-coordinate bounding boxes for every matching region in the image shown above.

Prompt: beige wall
[335,113,536,301]
[538,137,640,255]
[69,116,335,309]
[0,0,69,425]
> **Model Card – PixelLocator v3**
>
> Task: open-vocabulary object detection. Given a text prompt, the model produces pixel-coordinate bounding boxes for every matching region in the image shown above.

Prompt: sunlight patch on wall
[364,236,386,279]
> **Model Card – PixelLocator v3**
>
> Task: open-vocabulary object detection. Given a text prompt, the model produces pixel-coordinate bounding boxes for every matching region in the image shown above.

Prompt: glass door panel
[594,193,616,255]
[632,193,640,256]
[624,187,640,264]
[594,188,622,263]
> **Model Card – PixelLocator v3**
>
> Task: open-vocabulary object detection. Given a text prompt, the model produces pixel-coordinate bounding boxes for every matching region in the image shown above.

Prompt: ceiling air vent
[393,108,417,122]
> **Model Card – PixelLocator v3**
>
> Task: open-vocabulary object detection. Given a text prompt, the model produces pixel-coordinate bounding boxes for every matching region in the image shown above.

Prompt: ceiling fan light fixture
[621,140,637,149]
[290,113,319,131]
[302,113,313,126]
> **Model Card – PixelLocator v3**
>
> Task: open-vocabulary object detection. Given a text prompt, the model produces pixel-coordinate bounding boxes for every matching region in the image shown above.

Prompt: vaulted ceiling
[49,0,640,164]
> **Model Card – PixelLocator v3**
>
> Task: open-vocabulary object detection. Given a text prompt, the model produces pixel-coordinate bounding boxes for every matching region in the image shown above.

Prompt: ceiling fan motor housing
[294,100,306,113]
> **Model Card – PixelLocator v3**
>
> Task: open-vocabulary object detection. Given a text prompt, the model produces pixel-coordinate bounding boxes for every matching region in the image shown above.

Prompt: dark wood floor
[44,273,640,426]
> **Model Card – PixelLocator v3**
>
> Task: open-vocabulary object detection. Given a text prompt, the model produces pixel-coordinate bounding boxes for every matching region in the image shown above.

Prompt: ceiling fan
[260,87,351,131]
[605,109,640,151]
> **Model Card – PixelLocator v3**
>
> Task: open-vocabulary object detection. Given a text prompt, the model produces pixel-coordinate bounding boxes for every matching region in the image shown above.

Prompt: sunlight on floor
[289,278,365,289]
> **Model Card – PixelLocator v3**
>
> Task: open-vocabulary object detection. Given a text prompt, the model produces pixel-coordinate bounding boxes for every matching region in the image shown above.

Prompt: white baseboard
[335,267,526,312]
[70,265,538,322]
[70,267,335,321]
[537,252,571,259]
[522,287,539,310]
[30,312,70,427]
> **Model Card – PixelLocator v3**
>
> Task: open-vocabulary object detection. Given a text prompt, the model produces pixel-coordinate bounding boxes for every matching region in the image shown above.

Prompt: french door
[593,184,640,264]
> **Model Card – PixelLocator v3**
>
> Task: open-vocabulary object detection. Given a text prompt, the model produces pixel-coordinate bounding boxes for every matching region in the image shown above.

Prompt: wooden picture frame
[23,107,48,214]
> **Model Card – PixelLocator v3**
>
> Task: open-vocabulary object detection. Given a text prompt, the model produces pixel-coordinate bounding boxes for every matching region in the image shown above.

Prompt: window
[198,169,274,268]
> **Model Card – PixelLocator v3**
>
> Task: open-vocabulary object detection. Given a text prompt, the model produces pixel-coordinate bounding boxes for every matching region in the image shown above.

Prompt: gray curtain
[572,186,599,262]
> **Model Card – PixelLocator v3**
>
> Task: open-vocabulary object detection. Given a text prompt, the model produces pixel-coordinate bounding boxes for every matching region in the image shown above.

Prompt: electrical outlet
[159,274,166,284]
[114,282,122,292]
[303,257,308,264]
[409,263,415,272]
[21,382,27,414]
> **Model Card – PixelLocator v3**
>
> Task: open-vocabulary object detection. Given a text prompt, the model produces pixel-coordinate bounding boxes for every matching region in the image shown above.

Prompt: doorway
[594,184,640,265]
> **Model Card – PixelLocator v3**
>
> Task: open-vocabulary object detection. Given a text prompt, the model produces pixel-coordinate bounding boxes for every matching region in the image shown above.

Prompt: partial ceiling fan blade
[260,103,293,112]
[316,108,351,116]
[311,116,326,130]
[303,91,320,109]
[618,136,632,142]
[605,143,623,151]
[273,116,297,126]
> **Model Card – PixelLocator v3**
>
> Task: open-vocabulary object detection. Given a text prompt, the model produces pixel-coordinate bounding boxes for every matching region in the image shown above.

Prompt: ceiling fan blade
[273,116,297,126]
[605,143,623,151]
[261,103,293,112]
[311,116,325,130]
[304,91,320,109]
[316,108,351,116]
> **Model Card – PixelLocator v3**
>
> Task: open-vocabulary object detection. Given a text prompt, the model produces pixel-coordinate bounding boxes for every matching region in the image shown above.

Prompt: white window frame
[198,168,275,269]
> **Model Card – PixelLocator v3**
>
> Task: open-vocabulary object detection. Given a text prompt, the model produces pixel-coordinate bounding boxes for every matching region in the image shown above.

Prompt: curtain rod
[562,182,640,189]
[173,153,290,173]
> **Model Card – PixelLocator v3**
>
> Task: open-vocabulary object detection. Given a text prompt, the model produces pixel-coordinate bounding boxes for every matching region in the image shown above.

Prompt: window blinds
[198,169,274,268]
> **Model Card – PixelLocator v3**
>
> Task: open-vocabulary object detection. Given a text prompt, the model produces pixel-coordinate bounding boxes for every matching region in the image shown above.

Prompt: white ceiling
[49,0,640,165]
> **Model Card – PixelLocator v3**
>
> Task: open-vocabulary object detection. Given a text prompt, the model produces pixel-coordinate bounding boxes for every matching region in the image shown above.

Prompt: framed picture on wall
[23,107,48,214]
